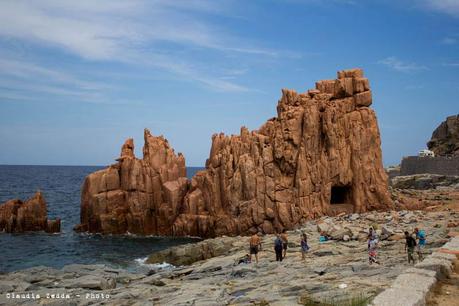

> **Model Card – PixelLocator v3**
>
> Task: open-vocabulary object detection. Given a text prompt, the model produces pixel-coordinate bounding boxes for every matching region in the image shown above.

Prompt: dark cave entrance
[330,185,352,204]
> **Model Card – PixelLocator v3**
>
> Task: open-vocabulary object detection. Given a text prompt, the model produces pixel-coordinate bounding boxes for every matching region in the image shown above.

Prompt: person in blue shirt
[319,231,329,242]
[300,233,310,260]
[414,228,426,260]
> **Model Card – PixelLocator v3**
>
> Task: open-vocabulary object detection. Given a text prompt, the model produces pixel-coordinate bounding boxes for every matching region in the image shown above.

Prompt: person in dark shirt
[274,233,284,262]
[404,231,417,264]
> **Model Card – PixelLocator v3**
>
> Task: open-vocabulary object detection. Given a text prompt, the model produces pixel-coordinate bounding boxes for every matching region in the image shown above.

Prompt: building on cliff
[74,68,393,237]
[400,114,459,176]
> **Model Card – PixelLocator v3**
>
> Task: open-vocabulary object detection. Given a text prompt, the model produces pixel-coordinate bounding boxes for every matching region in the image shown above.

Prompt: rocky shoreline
[1,209,458,305]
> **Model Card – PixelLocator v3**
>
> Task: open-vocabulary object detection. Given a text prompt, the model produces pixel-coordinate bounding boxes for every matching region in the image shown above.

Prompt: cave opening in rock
[330,185,352,204]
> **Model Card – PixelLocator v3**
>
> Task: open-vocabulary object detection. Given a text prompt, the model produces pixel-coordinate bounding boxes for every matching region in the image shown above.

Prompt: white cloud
[0,0,286,93]
[378,56,428,73]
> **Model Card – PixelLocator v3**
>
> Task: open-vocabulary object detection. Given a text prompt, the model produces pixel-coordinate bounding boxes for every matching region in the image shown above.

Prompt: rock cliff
[76,68,392,237]
[427,114,459,156]
[0,191,61,233]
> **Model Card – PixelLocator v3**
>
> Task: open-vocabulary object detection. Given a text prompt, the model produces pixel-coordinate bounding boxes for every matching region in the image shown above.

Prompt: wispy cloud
[0,51,122,104]
[0,57,111,90]
[280,0,357,6]
[442,62,459,67]
[378,56,428,73]
[421,0,459,18]
[0,0,293,93]
[441,37,458,44]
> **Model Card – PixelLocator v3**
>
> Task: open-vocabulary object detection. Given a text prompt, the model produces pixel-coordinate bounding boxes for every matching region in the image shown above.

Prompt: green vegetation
[300,293,372,306]
[251,300,270,306]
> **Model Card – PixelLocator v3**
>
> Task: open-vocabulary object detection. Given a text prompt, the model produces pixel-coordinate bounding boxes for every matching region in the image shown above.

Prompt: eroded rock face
[75,130,187,235]
[76,68,392,237]
[0,191,61,233]
[427,114,459,156]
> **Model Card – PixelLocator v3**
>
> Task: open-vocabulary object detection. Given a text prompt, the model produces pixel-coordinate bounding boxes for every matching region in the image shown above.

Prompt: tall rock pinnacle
[75,68,393,237]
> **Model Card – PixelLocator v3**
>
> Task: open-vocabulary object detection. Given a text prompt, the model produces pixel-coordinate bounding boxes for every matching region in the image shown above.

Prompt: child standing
[301,233,310,260]
[368,237,379,264]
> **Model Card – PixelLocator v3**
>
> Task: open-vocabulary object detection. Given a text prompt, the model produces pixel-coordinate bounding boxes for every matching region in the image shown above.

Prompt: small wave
[134,257,174,270]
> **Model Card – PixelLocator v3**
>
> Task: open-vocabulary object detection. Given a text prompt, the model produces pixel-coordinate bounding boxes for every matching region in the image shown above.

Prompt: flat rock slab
[392,272,436,294]
[371,287,426,306]
[61,275,116,290]
[415,257,453,279]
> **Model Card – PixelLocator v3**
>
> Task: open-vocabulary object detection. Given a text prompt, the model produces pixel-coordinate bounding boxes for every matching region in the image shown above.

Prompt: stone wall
[400,156,459,176]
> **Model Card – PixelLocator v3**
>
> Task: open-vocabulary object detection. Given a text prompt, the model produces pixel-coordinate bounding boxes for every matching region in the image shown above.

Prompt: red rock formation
[75,130,187,234]
[76,68,393,237]
[0,191,61,233]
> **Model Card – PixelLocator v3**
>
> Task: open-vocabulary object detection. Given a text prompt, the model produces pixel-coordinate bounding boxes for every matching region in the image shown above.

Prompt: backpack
[274,237,283,250]
[408,236,417,247]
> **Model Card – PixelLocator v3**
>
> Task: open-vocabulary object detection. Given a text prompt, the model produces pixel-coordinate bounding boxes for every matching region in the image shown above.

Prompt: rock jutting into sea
[0,191,61,233]
[75,68,393,237]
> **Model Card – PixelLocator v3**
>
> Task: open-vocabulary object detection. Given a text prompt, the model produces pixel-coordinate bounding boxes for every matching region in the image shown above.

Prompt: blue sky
[0,0,458,166]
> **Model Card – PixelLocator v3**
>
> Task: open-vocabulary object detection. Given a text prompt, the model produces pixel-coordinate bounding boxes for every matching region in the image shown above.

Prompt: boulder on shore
[0,191,61,233]
[146,237,235,266]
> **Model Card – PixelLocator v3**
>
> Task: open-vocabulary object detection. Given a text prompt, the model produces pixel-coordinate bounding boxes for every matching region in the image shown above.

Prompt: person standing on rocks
[301,233,310,260]
[274,233,284,262]
[368,237,379,265]
[281,230,289,258]
[367,226,378,252]
[414,228,426,260]
[368,227,377,242]
[404,231,417,264]
[249,233,262,264]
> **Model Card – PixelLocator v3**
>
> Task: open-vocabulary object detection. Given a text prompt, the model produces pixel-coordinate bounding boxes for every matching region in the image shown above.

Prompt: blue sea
[0,165,204,273]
